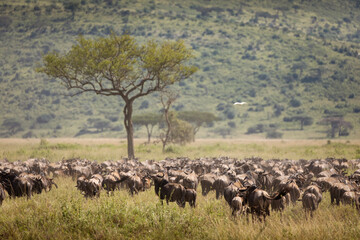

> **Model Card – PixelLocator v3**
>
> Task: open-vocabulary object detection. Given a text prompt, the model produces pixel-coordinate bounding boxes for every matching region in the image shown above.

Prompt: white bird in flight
[233,102,247,105]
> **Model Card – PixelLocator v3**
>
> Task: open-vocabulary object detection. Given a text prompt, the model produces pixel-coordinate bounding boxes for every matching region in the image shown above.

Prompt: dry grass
[0,138,359,162]
[0,177,359,240]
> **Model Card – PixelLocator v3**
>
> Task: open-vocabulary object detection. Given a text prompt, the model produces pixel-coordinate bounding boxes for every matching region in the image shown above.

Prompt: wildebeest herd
[1,156,360,221]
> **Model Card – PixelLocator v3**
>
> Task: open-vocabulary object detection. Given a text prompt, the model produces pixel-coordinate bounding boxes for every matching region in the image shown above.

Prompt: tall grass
[0,177,360,240]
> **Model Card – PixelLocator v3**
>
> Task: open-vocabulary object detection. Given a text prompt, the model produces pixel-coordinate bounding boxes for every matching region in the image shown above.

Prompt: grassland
[1,139,360,239]
[1,138,360,162]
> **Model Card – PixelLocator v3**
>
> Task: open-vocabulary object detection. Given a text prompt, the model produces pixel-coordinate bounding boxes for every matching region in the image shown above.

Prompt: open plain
[0,138,360,239]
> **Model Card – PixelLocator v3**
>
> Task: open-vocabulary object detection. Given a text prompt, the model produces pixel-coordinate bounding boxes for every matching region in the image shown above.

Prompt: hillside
[1,0,360,140]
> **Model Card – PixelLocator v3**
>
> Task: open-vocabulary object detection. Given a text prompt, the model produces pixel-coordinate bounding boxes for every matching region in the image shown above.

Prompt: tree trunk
[145,125,151,143]
[161,110,172,152]
[124,101,135,159]
[330,122,336,138]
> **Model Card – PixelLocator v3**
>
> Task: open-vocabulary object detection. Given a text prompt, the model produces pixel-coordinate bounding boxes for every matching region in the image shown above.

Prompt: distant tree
[87,118,111,132]
[37,33,197,159]
[159,91,178,152]
[36,114,55,124]
[266,129,283,139]
[318,116,353,138]
[228,121,236,128]
[133,113,161,143]
[63,0,81,19]
[177,111,218,140]
[288,116,313,130]
[93,120,111,132]
[212,127,231,138]
[246,124,265,134]
[2,118,23,135]
[169,117,194,145]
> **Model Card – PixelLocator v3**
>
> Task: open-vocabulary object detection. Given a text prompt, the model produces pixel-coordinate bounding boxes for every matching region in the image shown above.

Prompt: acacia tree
[159,91,178,152]
[290,116,313,130]
[37,34,197,159]
[132,113,162,143]
[177,111,218,140]
[318,116,353,138]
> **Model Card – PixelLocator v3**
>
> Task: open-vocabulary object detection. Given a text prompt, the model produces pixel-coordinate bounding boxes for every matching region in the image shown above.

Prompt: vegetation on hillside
[1,0,360,140]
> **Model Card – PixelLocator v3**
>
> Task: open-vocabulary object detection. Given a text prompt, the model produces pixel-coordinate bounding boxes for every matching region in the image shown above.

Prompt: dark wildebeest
[125,174,152,196]
[241,185,287,221]
[278,179,301,205]
[152,173,186,207]
[224,181,243,207]
[213,175,231,199]
[184,188,197,208]
[0,183,5,205]
[199,173,216,196]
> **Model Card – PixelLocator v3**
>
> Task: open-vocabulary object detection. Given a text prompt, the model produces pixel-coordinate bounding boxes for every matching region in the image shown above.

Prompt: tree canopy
[133,113,162,143]
[37,33,197,159]
[177,111,218,140]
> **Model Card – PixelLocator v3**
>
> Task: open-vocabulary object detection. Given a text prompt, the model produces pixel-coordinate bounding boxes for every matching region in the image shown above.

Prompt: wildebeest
[124,174,152,196]
[184,188,197,208]
[102,173,121,195]
[330,182,352,205]
[302,192,318,218]
[182,172,198,190]
[199,173,216,196]
[303,185,322,204]
[213,175,231,199]
[241,185,287,221]
[0,183,5,206]
[301,184,323,218]
[270,193,290,212]
[79,174,103,198]
[224,181,243,207]
[278,179,301,205]
[231,195,245,217]
[152,173,186,207]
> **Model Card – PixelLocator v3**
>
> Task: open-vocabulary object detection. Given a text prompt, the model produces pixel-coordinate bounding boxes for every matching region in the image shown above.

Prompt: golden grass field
[1,138,360,162]
[0,138,360,239]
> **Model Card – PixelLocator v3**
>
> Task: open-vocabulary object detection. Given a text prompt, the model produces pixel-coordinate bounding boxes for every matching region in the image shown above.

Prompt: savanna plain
[1,138,360,240]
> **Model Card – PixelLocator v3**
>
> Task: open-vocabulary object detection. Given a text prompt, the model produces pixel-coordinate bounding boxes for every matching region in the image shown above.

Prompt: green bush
[266,130,283,139]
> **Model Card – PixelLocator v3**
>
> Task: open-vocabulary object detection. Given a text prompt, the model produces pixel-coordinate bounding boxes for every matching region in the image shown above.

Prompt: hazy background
[1,0,360,140]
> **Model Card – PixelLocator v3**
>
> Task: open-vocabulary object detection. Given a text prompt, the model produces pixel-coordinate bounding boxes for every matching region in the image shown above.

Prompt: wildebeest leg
[330,194,335,204]
[232,209,237,217]
[336,197,340,206]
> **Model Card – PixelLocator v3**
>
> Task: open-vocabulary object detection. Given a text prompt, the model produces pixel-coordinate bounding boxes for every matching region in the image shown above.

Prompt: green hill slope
[1,0,360,139]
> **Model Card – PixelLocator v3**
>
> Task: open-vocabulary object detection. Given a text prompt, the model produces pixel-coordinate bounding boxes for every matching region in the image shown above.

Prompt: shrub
[266,130,283,139]
[258,74,269,81]
[226,111,235,120]
[246,124,265,134]
[139,100,149,110]
[36,114,55,124]
[289,99,301,108]
[0,16,12,28]
[22,131,36,138]
[228,121,236,128]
